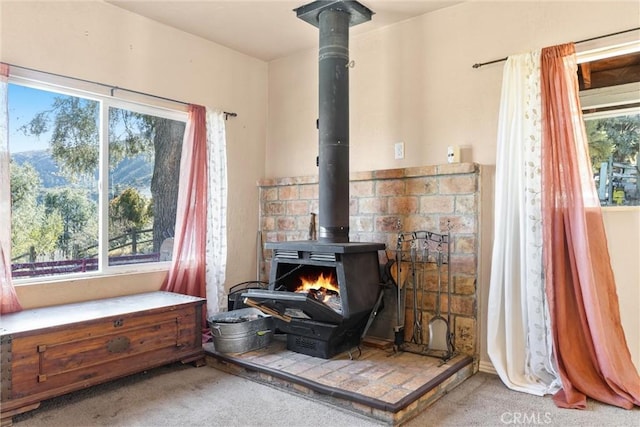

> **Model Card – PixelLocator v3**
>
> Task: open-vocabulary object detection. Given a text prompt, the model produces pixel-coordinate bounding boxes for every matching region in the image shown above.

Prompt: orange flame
[296,272,339,294]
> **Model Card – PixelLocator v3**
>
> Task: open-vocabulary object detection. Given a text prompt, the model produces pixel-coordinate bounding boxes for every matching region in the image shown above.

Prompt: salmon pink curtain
[162,105,208,316]
[540,43,640,409]
[0,63,22,314]
[162,106,228,331]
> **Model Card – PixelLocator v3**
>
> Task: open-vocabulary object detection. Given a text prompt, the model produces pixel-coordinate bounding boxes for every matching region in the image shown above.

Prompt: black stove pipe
[296,1,373,244]
[317,8,350,243]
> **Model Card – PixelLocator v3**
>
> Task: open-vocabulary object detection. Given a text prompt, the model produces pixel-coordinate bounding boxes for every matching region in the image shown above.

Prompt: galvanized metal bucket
[208,307,274,354]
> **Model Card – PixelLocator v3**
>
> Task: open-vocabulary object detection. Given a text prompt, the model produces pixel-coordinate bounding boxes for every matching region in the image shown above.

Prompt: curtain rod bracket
[224,112,237,120]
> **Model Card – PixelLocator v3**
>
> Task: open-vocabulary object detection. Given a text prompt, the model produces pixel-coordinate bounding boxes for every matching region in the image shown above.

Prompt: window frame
[8,72,188,285]
[577,40,640,210]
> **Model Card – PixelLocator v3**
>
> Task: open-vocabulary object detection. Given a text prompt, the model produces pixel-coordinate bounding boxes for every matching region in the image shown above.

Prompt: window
[583,110,639,206]
[9,81,186,280]
[579,49,640,206]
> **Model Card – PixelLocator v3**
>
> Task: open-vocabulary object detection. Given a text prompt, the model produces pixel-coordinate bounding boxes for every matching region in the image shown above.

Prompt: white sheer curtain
[0,66,9,274]
[487,51,561,396]
[0,67,8,246]
[205,109,228,317]
[0,63,22,314]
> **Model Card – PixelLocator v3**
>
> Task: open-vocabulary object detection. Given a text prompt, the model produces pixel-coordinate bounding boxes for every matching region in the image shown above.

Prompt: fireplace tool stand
[391,228,456,363]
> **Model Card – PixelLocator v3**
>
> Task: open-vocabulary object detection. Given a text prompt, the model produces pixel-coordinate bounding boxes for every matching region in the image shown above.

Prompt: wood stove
[244,1,385,359]
[244,241,383,358]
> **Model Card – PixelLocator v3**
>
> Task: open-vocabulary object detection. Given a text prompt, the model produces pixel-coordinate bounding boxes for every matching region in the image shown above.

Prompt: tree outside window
[585,113,639,206]
[9,83,185,279]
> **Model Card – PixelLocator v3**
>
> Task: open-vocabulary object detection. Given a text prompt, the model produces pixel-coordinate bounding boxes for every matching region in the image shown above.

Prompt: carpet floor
[11,363,639,426]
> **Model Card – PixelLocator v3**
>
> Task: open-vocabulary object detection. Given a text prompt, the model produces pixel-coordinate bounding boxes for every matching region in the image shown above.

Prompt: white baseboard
[478,359,497,375]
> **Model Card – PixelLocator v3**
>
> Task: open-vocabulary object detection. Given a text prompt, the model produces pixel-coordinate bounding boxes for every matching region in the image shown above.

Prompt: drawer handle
[113,319,124,327]
[107,336,131,353]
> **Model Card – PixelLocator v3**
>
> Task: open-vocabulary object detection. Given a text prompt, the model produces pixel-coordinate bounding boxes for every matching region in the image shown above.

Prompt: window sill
[601,205,640,212]
[13,262,172,287]
[13,267,172,310]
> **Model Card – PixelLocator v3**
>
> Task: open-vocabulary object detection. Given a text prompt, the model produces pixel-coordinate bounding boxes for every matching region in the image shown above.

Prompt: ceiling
[106,1,463,61]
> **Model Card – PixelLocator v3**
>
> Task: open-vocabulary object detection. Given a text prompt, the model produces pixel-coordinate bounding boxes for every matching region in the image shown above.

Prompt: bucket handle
[210,324,222,337]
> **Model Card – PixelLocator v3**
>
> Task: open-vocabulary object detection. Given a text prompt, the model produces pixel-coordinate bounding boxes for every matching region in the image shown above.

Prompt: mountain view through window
[9,83,186,279]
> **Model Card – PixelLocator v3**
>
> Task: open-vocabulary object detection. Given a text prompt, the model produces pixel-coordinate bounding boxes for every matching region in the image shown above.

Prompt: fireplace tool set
[390,228,455,362]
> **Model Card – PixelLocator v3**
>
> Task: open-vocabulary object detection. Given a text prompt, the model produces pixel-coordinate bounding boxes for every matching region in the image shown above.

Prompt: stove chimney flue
[295,1,373,243]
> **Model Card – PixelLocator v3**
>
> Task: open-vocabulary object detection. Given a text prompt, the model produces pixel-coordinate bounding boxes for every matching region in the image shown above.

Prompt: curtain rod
[4,62,238,120]
[472,27,640,69]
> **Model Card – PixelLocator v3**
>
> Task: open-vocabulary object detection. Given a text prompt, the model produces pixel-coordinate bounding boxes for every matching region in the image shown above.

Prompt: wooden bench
[1,291,206,426]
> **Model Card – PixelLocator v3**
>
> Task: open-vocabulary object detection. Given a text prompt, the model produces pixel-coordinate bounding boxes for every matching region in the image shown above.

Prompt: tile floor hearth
[204,336,474,425]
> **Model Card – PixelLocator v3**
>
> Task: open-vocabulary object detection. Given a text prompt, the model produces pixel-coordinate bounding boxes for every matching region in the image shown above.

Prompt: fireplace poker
[393,233,405,350]
[410,239,422,344]
[421,238,429,347]
[446,227,454,356]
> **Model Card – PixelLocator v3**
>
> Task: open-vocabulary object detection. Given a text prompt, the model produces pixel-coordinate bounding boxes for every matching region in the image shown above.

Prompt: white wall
[267,1,640,370]
[602,208,640,370]
[268,1,640,176]
[1,0,268,303]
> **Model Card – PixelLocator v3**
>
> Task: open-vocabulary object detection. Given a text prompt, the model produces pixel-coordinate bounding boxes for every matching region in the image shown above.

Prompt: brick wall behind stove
[258,163,480,358]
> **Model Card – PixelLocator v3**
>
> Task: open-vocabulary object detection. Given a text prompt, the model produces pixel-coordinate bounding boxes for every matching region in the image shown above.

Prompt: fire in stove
[296,272,342,314]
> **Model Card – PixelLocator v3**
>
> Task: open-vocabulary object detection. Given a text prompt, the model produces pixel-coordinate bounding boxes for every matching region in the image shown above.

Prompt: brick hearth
[207,163,482,425]
[205,337,474,425]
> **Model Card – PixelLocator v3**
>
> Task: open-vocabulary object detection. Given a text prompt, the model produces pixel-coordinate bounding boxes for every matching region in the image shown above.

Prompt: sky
[8,83,60,153]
